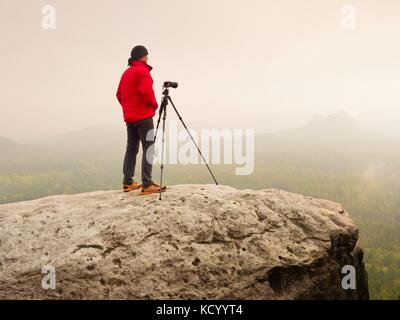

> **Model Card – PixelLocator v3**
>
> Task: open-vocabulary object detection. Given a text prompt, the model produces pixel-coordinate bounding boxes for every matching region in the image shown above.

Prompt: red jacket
[116,60,158,123]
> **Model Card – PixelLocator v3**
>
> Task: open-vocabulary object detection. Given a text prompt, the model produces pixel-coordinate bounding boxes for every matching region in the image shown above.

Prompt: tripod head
[162,88,169,96]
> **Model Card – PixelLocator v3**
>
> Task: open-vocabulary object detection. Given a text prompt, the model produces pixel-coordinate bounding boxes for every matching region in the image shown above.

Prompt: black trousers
[123,117,155,187]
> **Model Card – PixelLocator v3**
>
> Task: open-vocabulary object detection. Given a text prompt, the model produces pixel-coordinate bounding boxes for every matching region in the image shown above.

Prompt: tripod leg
[167,96,219,185]
[154,97,167,143]
[154,109,162,143]
[159,106,167,200]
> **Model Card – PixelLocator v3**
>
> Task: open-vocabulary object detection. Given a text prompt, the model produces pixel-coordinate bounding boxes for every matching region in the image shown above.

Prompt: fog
[1,0,400,143]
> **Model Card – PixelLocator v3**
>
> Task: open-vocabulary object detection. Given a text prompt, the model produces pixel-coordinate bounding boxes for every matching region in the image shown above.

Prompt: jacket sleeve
[138,70,158,110]
[116,79,122,105]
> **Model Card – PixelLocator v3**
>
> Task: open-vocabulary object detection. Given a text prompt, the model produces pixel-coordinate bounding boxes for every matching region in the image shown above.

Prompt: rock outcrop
[0,184,369,299]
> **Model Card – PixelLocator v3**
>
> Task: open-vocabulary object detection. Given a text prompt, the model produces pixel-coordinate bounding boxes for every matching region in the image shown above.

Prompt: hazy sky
[1,0,400,142]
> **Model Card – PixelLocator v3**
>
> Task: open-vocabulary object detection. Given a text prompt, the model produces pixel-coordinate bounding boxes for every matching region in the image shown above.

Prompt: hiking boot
[123,182,142,192]
[140,183,167,195]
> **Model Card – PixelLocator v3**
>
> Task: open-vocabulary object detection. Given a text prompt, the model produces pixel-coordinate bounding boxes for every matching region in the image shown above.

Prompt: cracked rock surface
[0,184,368,299]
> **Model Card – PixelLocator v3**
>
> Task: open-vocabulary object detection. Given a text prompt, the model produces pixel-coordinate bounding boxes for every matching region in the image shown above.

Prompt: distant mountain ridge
[39,126,125,149]
[299,110,362,136]
[1,111,399,158]
[0,136,20,149]
[257,110,398,153]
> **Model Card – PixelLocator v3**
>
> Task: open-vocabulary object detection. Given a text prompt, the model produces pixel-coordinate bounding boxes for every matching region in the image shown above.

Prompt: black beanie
[128,45,149,66]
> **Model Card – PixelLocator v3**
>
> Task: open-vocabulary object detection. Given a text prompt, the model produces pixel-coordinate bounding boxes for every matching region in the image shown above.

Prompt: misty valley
[1,112,400,299]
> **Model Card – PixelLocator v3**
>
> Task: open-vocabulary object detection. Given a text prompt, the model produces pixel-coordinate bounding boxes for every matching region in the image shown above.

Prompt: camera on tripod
[163,81,178,89]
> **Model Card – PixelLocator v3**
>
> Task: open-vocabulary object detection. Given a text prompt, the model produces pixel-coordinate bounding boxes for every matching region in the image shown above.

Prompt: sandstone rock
[0,184,369,299]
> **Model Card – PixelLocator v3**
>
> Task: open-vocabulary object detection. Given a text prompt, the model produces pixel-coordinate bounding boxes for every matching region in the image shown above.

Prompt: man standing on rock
[116,45,166,195]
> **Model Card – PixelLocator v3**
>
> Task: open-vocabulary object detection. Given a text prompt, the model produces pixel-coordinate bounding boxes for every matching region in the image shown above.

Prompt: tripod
[153,87,219,200]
